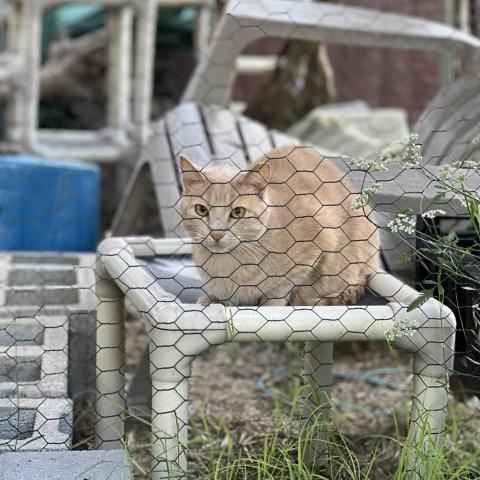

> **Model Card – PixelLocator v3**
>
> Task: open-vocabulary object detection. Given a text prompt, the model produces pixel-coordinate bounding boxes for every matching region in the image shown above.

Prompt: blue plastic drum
[0,155,100,252]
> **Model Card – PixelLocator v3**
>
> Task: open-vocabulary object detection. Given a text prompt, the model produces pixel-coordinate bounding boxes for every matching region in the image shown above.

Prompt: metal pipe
[95,236,457,478]
[106,6,133,137]
[302,342,333,465]
[95,250,126,449]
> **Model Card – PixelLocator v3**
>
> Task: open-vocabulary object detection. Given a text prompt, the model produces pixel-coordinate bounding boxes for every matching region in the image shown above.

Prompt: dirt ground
[73,309,480,479]
[121,311,416,479]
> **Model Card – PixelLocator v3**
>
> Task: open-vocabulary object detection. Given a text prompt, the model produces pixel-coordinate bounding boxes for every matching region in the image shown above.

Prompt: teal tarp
[42,4,197,59]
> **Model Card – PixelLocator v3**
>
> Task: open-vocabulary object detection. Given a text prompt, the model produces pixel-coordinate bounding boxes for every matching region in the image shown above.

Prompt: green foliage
[406,289,434,312]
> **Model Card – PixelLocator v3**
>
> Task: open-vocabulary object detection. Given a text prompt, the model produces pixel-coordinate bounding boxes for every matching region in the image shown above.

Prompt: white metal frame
[3,0,157,162]
[94,1,480,478]
[95,234,456,479]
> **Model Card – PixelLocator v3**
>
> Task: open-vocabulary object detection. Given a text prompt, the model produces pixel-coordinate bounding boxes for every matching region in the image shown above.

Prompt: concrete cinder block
[68,311,96,402]
[0,449,132,480]
[0,252,97,311]
[0,252,98,402]
[0,315,68,398]
[0,398,72,451]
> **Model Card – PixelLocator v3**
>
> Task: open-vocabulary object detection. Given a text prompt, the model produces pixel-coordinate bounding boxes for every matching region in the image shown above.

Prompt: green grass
[184,387,480,480]
[78,374,480,479]
[111,345,480,480]
[82,339,480,480]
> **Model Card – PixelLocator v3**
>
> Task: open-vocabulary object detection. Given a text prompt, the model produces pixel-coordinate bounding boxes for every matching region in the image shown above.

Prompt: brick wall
[329,0,444,122]
[234,0,459,125]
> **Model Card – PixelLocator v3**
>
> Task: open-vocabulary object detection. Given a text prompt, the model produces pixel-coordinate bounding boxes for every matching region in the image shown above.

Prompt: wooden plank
[336,161,480,216]
[446,114,480,164]
[420,94,480,165]
[110,160,152,236]
[165,102,212,168]
[200,104,249,168]
[144,119,182,236]
[236,116,274,163]
[416,73,480,165]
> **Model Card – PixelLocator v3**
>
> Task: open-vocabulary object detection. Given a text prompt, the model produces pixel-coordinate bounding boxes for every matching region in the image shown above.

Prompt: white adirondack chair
[111,0,480,239]
[96,2,480,479]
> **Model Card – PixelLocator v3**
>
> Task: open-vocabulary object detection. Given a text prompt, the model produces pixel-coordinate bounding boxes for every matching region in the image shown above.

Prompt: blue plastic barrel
[0,155,100,252]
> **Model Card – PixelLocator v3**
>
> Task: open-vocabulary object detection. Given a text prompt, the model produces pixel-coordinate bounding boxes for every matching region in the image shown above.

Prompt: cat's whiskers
[234,241,267,260]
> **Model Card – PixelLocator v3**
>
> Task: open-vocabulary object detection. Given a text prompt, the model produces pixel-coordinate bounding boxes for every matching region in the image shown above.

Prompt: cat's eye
[194,204,209,217]
[230,207,246,219]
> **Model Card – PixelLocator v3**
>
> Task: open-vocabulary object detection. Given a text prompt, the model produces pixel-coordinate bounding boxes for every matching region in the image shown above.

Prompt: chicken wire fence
[94,143,476,479]
[0,1,480,479]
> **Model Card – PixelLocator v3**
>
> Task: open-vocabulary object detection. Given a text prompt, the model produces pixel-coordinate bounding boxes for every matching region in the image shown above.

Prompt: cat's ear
[241,161,271,193]
[179,155,206,191]
[257,162,271,183]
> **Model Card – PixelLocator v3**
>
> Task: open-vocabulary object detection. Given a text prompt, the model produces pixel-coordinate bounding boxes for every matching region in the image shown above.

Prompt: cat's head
[178,156,271,253]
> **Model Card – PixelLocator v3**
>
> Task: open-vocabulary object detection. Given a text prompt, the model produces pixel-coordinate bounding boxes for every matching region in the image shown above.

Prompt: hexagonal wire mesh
[1,0,480,479]
[95,2,480,479]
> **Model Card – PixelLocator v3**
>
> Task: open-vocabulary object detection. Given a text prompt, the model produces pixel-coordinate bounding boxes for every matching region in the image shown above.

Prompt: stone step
[0,449,132,479]
[0,251,99,447]
[0,252,97,402]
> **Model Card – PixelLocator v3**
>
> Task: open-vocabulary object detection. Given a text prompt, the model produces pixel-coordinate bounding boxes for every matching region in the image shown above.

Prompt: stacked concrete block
[0,398,72,451]
[0,315,68,398]
[0,252,97,451]
[0,252,97,312]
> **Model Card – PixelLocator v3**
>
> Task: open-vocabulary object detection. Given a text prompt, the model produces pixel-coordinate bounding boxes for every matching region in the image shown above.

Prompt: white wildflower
[352,183,381,210]
[439,164,451,180]
[402,133,422,169]
[385,317,418,342]
[452,160,479,170]
[350,157,388,172]
[386,213,416,235]
[380,137,410,165]
[351,135,416,172]
[421,209,446,219]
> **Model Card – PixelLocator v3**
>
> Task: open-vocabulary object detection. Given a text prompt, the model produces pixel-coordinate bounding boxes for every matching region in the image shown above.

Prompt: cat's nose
[210,230,225,242]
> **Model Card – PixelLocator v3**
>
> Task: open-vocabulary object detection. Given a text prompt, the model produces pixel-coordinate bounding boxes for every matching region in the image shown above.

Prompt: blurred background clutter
[1,0,478,246]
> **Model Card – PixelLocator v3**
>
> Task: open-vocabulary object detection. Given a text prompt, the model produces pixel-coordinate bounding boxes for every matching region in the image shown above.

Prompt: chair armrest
[183,0,480,105]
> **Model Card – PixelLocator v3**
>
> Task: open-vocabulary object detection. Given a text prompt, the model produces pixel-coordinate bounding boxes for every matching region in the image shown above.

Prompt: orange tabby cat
[179,145,380,306]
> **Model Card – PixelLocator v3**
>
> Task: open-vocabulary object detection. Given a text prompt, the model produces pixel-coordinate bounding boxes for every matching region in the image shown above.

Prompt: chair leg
[150,375,189,480]
[149,330,190,480]
[95,269,126,449]
[407,368,450,479]
[302,341,334,466]
[146,306,227,479]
